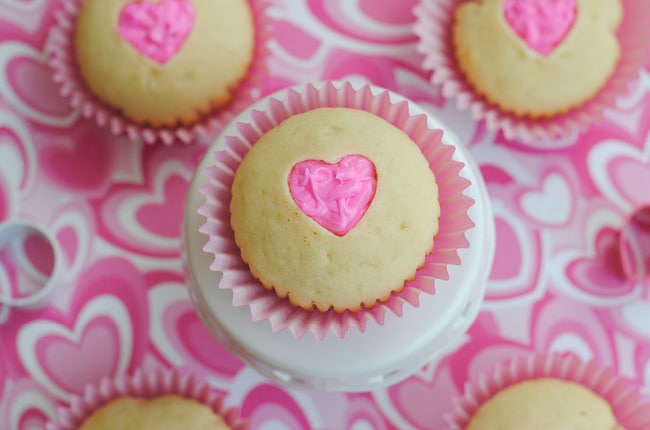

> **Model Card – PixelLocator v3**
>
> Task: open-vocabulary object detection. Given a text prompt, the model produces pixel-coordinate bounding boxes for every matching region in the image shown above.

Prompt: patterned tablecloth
[1,0,649,429]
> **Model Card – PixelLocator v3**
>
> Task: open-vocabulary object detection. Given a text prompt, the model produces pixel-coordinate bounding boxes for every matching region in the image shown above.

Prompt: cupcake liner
[414,0,650,145]
[197,81,475,340]
[446,353,650,430]
[45,0,271,146]
[45,368,248,430]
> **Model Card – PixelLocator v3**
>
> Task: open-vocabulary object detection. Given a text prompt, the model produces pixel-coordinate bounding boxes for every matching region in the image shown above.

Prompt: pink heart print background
[1,0,650,428]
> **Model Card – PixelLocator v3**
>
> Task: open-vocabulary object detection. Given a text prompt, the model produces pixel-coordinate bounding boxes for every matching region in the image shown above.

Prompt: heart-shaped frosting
[288,155,377,236]
[503,0,577,56]
[118,0,195,64]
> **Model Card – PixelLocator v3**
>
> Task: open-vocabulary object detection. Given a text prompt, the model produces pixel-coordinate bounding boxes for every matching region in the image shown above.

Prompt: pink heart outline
[609,158,650,209]
[175,309,245,375]
[273,21,322,61]
[517,172,574,226]
[589,141,650,213]
[532,295,617,365]
[95,159,191,256]
[241,384,312,430]
[16,294,133,400]
[148,280,245,378]
[503,0,577,56]
[485,202,545,302]
[135,173,189,238]
[551,207,643,306]
[118,0,195,64]
[5,56,73,118]
[40,124,115,195]
[0,42,78,127]
[36,320,120,394]
[288,154,377,236]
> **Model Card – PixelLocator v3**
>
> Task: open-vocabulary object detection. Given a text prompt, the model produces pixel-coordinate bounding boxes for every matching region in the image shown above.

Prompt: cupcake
[229,107,440,313]
[45,369,248,430]
[447,353,650,430]
[77,396,231,430]
[47,0,270,145]
[414,0,650,143]
[465,379,622,430]
[454,0,621,118]
[198,81,476,339]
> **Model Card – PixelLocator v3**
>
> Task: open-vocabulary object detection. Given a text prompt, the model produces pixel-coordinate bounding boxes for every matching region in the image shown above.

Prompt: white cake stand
[183,84,495,392]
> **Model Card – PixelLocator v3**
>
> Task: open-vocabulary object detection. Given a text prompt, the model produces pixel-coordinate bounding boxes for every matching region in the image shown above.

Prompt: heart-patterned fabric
[2,1,650,429]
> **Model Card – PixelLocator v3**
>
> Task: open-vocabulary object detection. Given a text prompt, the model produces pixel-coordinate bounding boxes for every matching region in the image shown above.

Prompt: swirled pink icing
[503,0,577,56]
[288,155,377,236]
[118,0,195,64]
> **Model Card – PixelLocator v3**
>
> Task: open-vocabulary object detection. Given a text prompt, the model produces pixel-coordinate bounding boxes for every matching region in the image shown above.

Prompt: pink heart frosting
[117,0,195,64]
[288,155,377,236]
[503,0,577,56]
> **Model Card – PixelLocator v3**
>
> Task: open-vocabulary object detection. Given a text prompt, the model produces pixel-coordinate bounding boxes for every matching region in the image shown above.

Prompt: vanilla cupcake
[465,378,622,430]
[453,0,621,119]
[230,107,440,313]
[45,369,248,430]
[414,0,650,143]
[78,395,231,430]
[447,353,650,430]
[47,0,270,144]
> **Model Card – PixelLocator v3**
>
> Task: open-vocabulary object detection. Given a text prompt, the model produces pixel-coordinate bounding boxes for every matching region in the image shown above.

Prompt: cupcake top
[229,107,440,313]
[78,395,231,430]
[452,0,622,118]
[74,0,254,127]
[465,378,624,430]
